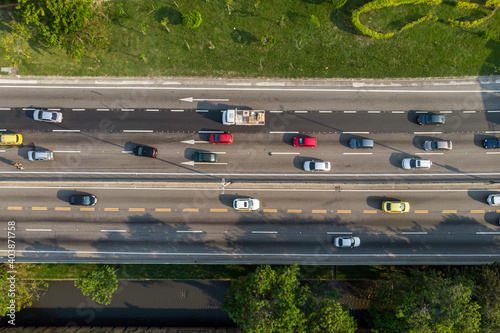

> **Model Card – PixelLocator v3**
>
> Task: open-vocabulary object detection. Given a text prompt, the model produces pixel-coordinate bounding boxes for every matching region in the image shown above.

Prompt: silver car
[487,194,500,206]
[402,158,432,169]
[233,198,260,211]
[303,160,331,172]
[28,150,54,161]
[334,237,360,248]
[33,109,63,123]
[423,140,452,151]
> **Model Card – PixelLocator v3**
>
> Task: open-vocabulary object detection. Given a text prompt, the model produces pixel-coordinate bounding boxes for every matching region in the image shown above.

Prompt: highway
[0,76,499,264]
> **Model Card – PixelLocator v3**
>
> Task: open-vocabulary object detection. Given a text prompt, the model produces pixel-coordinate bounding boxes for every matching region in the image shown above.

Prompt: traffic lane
[1,132,500,176]
[2,186,500,229]
[0,82,497,112]
[2,108,500,134]
[4,229,499,264]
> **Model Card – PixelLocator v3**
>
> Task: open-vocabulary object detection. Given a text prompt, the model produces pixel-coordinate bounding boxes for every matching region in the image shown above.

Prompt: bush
[331,0,347,8]
[400,15,437,31]
[456,1,479,9]
[485,0,500,6]
[182,10,202,29]
[260,35,276,49]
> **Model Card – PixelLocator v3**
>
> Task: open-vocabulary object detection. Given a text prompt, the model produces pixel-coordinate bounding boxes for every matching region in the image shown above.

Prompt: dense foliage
[182,10,202,29]
[222,265,357,333]
[74,265,118,305]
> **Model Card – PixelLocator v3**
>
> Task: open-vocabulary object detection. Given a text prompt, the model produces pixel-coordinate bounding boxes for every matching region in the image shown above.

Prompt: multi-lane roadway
[0,76,499,264]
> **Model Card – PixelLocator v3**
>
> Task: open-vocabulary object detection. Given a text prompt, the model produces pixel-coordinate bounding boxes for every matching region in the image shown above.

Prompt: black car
[134,146,158,158]
[69,195,97,206]
[193,152,217,162]
[349,138,374,149]
[417,113,445,125]
[484,139,500,149]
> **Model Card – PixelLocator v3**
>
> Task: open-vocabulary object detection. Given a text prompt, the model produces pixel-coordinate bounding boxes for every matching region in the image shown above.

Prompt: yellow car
[382,201,410,213]
[0,134,22,145]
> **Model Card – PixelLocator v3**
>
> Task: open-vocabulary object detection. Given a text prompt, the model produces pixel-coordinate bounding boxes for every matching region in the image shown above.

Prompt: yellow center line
[55,207,71,211]
[263,209,277,213]
[287,209,302,213]
[363,210,377,214]
[155,208,172,212]
[104,208,119,212]
[414,210,428,214]
[129,208,145,212]
[210,208,228,213]
[8,207,22,210]
[32,207,47,211]
[470,209,485,214]
[183,208,199,212]
[312,210,327,214]
[337,210,351,214]
[80,207,95,212]
[442,210,457,214]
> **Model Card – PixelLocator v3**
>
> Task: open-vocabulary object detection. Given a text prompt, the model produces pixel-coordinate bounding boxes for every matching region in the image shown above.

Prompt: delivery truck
[222,109,265,126]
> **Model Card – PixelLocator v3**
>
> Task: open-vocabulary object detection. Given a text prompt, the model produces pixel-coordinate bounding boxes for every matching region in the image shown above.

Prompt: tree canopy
[16,0,111,61]
[74,265,118,305]
[222,265,357,333]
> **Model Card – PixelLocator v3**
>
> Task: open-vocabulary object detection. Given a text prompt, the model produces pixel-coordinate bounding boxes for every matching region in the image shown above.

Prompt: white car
[33,109,63,123]
[233,198,260,211]
[334,237,360,248]
[402,158,432,170]
[303,160,331,172]
[28,150,54,161]
[487,194,500,206]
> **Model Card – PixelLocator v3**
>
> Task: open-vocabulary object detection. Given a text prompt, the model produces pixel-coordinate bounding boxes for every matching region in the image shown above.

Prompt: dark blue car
[484,139,500,149]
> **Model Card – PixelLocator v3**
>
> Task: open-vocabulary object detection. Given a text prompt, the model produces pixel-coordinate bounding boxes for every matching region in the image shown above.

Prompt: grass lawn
[0,0,499,78]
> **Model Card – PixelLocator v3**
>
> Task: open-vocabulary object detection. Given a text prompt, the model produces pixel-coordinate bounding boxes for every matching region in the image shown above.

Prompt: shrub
[456,1,479,9]
[260,35,276,49]
[485,0,500,5]
[331,0,347,8]
[182,10,202,29]
[400,15,437,31]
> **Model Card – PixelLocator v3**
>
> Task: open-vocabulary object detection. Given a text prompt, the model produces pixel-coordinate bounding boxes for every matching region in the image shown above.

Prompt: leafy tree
[0,264,48,317]
[16,0,111,61]
[474,264,500,332]
[222,265,356,333]
[182,10,202,29]
[1,22,32,66]
[369,269,481,333]
[75,265,117,305]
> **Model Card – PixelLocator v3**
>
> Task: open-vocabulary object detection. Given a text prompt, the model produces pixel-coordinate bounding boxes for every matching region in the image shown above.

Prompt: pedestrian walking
[14,162,19,168]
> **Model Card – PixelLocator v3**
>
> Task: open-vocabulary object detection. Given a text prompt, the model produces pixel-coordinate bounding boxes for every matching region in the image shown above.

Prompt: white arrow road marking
[180,97,229,102]
[181,140,210,144]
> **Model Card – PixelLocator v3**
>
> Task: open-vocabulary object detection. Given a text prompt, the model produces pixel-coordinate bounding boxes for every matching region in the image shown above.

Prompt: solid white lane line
[53,130,80,132]
[121,109,134,111]
[294,111,307,113]
[476,232,500,235]
[0,150,5,152]
[212,152,227,154]
[415,111,427,113]
[52,151,81,153]
[0,108,10,110]
[0,129,6,131]
[145,109,159,111]
[252,231,278,234]
[319,111,332,113]
[440,111,453,113]
[101,230,127,233]
[326,232,353,235]
[96,109,109,111]
[269,131,299,134]
[270,110,283,113]
[486,152,500,154]
[344,111,357,113]
[414,132,442,134]
[199,130,224,133]
[368,111,380,113]
[402,232,428,235]
[196,110,209,112]
[121,151,134,154]
[343,153,373,155]
[269,152,300,155]
[122,130,154,133]
[177,230,203,233]
[26,229,52,232]
[487,110,500,113]
[227,82,252,86]
[72,109,85,111]
[463,111,476,113]
[485,131,500,133]
[392,111,404,113]
[171,109,184,112]
[343,131,369,134]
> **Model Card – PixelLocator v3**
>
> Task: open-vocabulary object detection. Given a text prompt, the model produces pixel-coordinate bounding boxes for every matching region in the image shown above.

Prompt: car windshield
[214,134,220,142]
[51,113,57,120]
[410,160,417,168]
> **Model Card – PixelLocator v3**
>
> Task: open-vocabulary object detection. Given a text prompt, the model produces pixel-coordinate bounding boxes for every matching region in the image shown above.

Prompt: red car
[209,133,234,144]
[293,136,316,147]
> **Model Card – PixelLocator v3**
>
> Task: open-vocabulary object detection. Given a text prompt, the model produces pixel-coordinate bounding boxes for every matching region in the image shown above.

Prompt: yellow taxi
[0,134,23,145]
[382,201,410,213]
